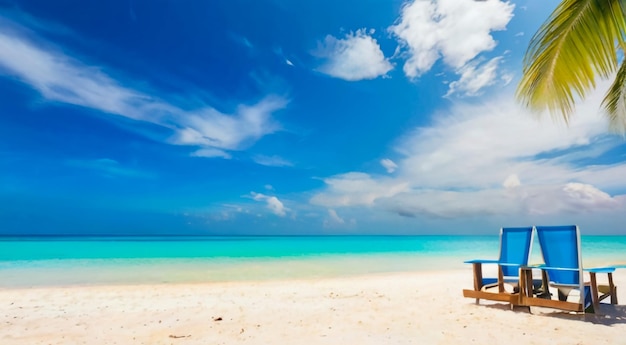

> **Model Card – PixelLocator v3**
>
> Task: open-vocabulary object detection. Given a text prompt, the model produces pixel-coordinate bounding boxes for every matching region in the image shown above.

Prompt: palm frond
[602,59,626,133]
[516,0,626,123]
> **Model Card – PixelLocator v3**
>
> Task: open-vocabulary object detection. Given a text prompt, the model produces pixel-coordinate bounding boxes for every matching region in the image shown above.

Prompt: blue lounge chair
[520,225,618,313]
[463,226,535,305]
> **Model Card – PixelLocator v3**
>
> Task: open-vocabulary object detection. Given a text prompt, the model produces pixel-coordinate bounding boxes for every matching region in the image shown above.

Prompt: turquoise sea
[1,236,625,287]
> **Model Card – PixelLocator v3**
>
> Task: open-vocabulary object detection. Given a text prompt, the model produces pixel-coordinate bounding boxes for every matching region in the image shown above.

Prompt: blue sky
[1,0,625,235]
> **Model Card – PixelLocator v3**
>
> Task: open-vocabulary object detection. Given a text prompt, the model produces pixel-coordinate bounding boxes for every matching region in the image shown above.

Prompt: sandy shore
[1,269,625,345]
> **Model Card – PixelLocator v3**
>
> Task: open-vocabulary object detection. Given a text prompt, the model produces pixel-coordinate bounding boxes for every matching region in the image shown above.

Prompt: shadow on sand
[480,303,626,325]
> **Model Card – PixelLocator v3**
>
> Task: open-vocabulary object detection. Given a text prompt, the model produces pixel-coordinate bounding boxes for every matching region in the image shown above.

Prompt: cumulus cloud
[311,84,626,221]
[315,29,393,81]
[251,192,289,217]
[515,183,625,215]
[397,105,612,191]
[390,0,514,76]
[0,20,286,159]
[445,57,502,97]
[390,0,514,96]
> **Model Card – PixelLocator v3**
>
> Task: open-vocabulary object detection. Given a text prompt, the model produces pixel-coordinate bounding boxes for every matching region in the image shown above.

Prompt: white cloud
[501,73,514,86]
[502,174,520,189]
[0,23,286,159]
[169,98,285,150]
[445,57,501,97]
[310,84,626,222]
[395,95,609,190]
[323,208,358,229]
[0,30,153,122]
[310,172,410,207]
[376,182,626,219]
[190,148,231,159]
[251,192,289,217]
[315,29,393,81]
[389,0,514,96]
[328,209,345,224]
[380,158,398,173]
[517,183,625,215]
[253,155,293,167]
[390,0,514,77]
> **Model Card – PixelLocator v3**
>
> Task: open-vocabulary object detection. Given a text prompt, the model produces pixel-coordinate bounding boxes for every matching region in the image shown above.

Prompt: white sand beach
[2,269,625,345]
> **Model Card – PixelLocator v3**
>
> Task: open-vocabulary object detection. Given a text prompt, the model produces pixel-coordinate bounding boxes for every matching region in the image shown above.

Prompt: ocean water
[0,236,625,287]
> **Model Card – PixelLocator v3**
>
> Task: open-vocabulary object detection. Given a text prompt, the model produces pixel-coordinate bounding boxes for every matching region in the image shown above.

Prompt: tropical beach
[3,0,626,344]
[2,236,626,344]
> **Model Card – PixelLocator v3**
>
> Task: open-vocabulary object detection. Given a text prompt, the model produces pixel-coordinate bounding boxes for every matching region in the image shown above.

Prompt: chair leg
[590,272,600,311]
[608,274,618,305]
[497,266,504,293]
[472,263,483,304]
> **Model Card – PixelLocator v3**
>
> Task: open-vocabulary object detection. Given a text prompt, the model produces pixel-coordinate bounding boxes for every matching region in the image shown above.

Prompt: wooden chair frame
[517,226,618,313]
[462,227,534,306]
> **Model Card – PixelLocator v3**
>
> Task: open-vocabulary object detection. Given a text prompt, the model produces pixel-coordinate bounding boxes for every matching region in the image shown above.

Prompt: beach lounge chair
[463,226,535,305]
[519,225,618,313]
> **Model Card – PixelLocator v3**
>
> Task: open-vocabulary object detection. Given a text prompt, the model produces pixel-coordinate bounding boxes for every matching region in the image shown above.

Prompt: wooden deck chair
[463,227,536,305]
[520,225,618,313]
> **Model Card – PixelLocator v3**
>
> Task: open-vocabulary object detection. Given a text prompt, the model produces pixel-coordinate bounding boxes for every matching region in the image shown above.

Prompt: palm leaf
[516,0,626,124]
[602,59,626,133]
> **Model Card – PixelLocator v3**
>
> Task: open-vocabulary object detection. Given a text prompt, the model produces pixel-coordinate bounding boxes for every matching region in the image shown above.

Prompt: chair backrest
[535,225,583,287]
[499,227,534,277]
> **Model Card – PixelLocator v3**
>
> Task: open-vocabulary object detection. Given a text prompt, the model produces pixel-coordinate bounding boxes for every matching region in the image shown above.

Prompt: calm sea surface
[1,236,625,287]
